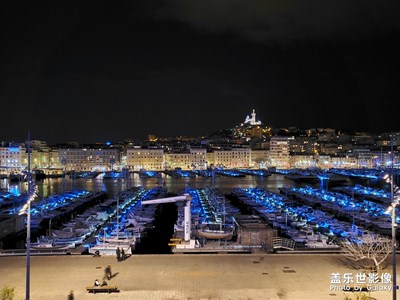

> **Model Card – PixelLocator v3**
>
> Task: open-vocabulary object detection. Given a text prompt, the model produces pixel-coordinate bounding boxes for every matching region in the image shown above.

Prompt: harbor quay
[0,254,397,300]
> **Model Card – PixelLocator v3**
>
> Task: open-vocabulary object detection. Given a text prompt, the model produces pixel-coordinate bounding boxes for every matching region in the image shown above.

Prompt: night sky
[2,0,400,144]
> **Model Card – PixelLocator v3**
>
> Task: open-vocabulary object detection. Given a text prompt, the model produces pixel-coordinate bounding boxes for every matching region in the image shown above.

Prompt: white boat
[305,239,339,249]
[196,224,234,240]
[30,240,75,250]
[98,235,136,245]
[88,243,132,256]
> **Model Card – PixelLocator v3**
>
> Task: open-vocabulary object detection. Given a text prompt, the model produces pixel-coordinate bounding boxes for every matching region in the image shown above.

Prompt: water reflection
[1,174,318,199]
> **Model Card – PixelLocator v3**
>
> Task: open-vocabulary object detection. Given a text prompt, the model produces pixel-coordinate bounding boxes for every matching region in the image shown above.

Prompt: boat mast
[116,194,119,239]
[221,196,225,231]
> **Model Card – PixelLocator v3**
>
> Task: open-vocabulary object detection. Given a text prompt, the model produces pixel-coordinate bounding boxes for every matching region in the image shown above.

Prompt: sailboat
[89,189,136,256]
[196,223,234,240]
[196,192,234,240]
[97,193,136,246]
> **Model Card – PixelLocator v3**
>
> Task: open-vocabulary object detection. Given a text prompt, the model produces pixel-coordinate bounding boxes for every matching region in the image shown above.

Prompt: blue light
[106,141,111,146]
[9,186,21,196]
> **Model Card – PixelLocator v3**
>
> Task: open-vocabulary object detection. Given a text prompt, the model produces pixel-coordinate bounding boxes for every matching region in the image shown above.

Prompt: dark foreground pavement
[0,254,396,300]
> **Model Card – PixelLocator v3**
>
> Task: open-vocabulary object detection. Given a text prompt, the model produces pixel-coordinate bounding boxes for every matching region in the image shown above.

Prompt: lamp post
[19,185,38,300]
[384,134,398,300]
[18,132,38,300]
[390,134,398,300]
[391,200,397,300]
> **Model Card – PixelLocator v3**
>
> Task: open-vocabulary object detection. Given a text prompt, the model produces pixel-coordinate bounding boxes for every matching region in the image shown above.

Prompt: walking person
[121,248,125,261]
[116,247,121,262]
[104,264,112,280]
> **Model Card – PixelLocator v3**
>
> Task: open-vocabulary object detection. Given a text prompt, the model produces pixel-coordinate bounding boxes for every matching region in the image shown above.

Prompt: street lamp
[384,174,399,300]
[18,132,38,300]
[383,134,399,300]
[18,184,38,300]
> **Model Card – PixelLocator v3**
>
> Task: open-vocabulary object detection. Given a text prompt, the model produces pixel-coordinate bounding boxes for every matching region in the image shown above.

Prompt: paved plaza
[0,253,397,300]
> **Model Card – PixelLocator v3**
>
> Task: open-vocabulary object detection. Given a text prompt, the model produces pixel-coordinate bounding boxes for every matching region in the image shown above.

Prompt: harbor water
[1,173,327,200]
[1,173,381,251]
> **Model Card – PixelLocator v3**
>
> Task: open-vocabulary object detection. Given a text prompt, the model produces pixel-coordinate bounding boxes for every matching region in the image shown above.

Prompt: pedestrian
[121,248,125,261]
[116,247,121,262]
[104,264,112,280]
[67,290,74,300]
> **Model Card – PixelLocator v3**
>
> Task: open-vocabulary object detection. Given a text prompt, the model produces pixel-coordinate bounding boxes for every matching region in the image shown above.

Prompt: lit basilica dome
[244,109,262,126]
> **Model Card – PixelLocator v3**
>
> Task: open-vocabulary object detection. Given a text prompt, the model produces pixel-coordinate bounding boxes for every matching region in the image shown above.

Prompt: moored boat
[30,240,76,250]
[196,224,234,240]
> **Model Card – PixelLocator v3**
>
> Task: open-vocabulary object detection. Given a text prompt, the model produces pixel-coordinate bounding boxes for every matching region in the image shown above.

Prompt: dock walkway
[0,254,395,300]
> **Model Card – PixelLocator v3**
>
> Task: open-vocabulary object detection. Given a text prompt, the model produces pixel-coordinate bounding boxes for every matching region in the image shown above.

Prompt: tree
[343,294,371,300]
[340,233,392,273]
[0,286,15,300]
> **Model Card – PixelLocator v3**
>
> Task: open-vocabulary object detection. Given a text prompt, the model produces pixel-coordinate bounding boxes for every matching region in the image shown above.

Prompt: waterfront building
[290,155,316,169]
[327,155,358,169]
[30,149,49,169]
[316,155,332,169]
[188,148,207,170]
[48,148,61,168]
[58,147,120,171]
[269,136,292,169]
[251,149,270,168]
[165,151,192,170]
[162,148,207,170]
[213,147,251,168]
[355,150,399,168]
[206,151,215,167]
[126,148,164,171]
[0,146,26,173]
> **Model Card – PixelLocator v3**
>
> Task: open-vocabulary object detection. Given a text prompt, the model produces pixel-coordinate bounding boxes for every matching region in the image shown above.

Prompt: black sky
[1,0,400,144]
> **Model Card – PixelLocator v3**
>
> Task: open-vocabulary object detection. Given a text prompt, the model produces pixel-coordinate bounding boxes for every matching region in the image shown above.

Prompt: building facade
[58,148,120,171]
[0,146,26,173]
[126,148,164,171]
[213,148,251,168]
[269,137,292,169]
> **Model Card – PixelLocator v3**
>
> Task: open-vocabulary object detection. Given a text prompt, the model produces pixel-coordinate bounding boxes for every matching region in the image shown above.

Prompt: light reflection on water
[1,174,317,199]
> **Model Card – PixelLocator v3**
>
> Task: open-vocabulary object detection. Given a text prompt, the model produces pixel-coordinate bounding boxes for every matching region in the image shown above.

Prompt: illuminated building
[58,148,120,171]
[251,149,270,168]
[233,109,269,141]
[188,148,207,170]
[148,135,158,142]
[164,149,207,170]
[269,136,292,169]
[126,148,164,171]
[290,155,316,169]
[323,155,358,169]
[0,146,26,173]
[165,152,192,170]
[244,109,262,126]
[213,147,251,168]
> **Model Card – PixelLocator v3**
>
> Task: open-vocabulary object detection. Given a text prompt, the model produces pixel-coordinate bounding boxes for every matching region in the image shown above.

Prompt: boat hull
[196,229,233,240]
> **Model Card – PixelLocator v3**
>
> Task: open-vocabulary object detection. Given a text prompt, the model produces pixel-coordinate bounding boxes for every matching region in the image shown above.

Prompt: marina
[1,169,399,256]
